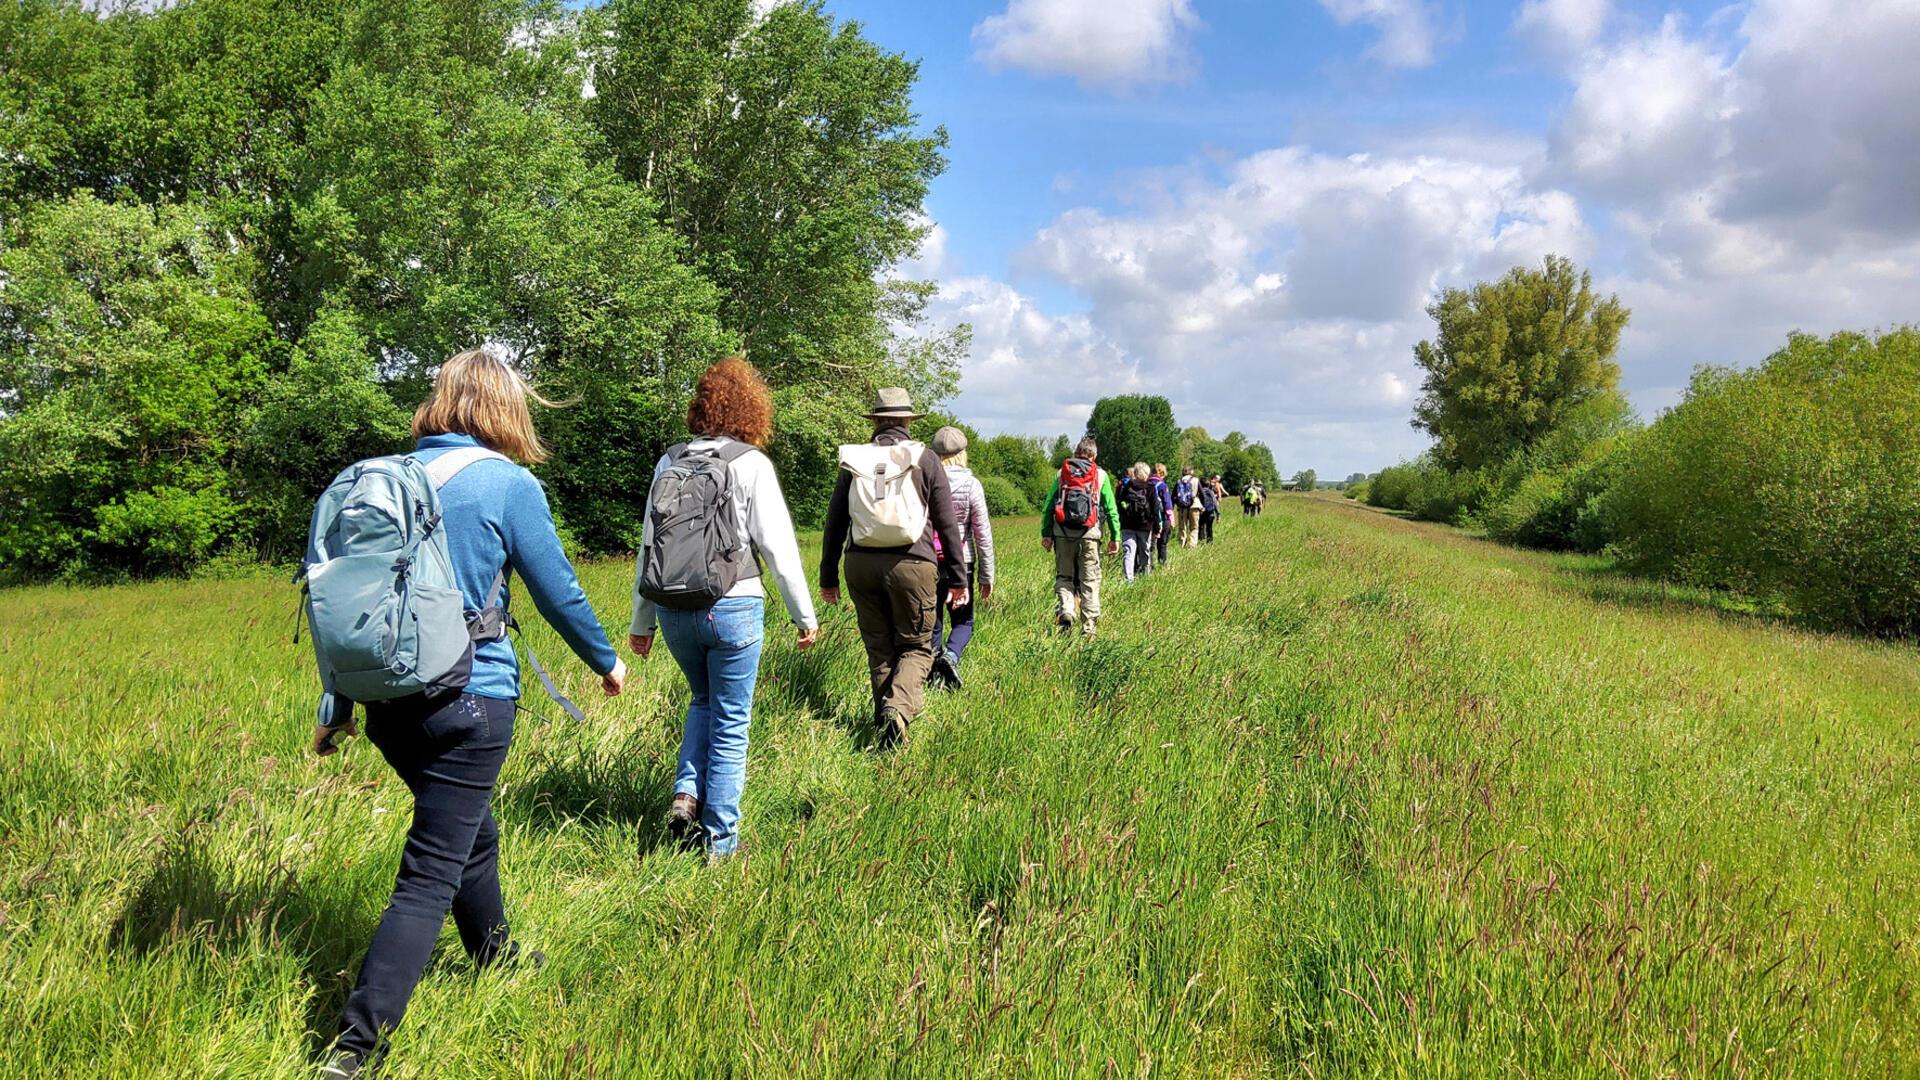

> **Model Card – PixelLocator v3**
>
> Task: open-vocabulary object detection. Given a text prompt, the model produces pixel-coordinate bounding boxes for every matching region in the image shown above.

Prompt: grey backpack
[638,440,759,611]
[300,447,581,727]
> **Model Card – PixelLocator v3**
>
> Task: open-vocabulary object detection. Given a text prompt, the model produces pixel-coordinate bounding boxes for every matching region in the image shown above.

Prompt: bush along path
[1,499,1916,1076]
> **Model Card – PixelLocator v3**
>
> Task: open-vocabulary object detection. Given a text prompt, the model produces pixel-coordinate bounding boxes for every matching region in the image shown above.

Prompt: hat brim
[864,410,925,421]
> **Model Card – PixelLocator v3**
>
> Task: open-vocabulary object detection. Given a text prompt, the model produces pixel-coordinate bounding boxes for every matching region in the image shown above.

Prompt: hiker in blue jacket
[320,350,625,1080]
[1150,463,1175,569]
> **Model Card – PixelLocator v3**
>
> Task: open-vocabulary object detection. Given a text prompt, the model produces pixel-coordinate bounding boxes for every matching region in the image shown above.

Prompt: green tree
[1085,394,1180,473]
[1049,434,1073,467]
[0,195,277,575]
[589,0,959,516]
[974,434,1054,509]
[1412,255,1629,470]
[1291,469,1318,492]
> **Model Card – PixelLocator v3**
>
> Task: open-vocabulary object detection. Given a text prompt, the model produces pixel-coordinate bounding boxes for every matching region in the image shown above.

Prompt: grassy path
[1,497,1916,1077]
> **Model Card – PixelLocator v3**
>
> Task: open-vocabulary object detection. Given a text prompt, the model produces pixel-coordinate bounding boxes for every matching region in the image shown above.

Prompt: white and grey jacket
[629,437,819,636]
[944,465,996,587]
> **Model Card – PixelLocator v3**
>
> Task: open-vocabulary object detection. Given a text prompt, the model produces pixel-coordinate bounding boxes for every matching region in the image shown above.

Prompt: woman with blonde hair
[928,426,995,690]
[321,349,625,1078]
[629,357,818,858]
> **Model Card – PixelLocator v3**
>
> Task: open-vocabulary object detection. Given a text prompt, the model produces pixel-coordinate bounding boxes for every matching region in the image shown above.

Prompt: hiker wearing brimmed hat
[928,425,995,691]
[819,389,967,748]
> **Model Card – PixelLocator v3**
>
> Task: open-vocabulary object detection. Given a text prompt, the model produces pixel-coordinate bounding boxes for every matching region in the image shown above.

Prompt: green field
[2,497,1916,1077]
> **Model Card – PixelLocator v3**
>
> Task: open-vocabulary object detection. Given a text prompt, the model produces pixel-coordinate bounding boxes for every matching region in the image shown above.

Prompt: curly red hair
[686,356,774,448]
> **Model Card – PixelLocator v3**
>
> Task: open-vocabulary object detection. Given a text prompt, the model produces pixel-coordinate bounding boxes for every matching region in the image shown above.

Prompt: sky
[807,0,1920,477]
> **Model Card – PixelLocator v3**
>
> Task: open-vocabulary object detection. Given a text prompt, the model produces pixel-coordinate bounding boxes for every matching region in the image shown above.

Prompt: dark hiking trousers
[336,691,515,1060]
[845,549,939,723]
[933,561,978,665]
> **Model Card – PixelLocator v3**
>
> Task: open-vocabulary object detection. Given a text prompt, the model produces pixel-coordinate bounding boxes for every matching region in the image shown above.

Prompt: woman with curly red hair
[627,357,818,858]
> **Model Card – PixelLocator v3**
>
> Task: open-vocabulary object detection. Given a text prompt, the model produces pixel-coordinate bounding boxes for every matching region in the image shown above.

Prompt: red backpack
[1055,458,1101,532]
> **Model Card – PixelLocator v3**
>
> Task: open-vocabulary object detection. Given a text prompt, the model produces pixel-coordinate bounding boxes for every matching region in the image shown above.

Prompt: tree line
[907,394,1280,518]
[0,0,961,580]
[1353,255,1920,637]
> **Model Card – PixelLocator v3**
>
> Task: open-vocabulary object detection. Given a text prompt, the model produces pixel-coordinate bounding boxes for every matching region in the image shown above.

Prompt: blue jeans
[658,596,765,857]
[338,691,515,1060]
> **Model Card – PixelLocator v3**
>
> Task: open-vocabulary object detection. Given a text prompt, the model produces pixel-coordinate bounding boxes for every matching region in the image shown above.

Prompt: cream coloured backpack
[839,441,929,547]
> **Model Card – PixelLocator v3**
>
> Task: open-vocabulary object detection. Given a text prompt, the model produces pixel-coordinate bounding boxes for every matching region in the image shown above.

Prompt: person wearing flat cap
[819,388,967,749]
[927,425,995,692]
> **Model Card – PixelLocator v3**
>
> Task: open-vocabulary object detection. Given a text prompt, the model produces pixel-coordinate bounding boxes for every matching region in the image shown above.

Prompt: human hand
[796,626,820,651]
[979,582,993,602]
[1040,538,1054,553]
[821,586,841,606]
[602,658,627,697]
[314,719,357,757]
[947,587,969,608]
[1106,541,1120,556]
[628,633,653,659]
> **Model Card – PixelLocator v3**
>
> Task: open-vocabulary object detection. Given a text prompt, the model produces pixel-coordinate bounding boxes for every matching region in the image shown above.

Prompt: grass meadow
[2,497,1917,1077]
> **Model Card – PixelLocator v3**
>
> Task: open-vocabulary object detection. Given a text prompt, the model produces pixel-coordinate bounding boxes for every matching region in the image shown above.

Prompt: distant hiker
[629,358,818,859]
[929,425,995,690]
[819,389,967,749]
[1151,463,1175,568]
[1175,466,1202,548]
[1117,462,1159,584]
[1199,475,1222,543]
[313,349,626,1079]
[1242,482,1259,516]
[1041,437,1121,636]
[1253,480,1266,516]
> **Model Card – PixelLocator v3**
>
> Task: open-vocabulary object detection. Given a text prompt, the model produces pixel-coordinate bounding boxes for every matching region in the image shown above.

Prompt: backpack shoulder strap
[422,446,510,490]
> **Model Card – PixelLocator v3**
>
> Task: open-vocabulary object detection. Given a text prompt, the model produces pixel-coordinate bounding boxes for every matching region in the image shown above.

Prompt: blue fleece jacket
[411,434,617,700]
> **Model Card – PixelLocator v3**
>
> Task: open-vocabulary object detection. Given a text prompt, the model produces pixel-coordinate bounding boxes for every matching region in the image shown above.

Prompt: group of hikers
[300,352,1255,1077]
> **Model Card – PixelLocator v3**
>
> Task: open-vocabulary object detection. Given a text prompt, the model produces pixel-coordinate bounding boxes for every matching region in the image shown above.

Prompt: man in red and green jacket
[1040,437,1122,637]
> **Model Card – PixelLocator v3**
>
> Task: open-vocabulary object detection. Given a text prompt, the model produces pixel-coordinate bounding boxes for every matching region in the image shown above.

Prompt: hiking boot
[875,706,909,750]
[317,1052,364,1080]
[1054,616,1074,635]
[932,651,962,691]
[666,793,701,850]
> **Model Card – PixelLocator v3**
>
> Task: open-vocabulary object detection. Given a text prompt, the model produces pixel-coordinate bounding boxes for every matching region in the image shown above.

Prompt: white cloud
[919,0,1920,476]
[972,0,1201,90]
[1317,0,1443,68]
[1549,16,1730,202]
[1550,0,1920,264]
[931,276,1134,438]
[1514,0,1611,55]
[921,146,1595,472]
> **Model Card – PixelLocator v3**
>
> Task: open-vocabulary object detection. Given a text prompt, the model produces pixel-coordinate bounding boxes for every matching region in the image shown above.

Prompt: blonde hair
[941,448,969,468]
[412,349,554,464]
[1130,462,1150,482]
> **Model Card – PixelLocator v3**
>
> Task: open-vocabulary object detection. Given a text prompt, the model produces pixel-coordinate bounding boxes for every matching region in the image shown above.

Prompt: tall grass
[2,501,1916,1076]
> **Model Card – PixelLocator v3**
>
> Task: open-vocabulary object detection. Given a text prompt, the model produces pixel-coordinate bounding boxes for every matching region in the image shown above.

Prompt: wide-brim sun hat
[864,386,924,421]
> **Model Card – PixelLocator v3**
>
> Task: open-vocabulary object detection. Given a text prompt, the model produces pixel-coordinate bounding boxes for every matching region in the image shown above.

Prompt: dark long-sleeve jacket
[819,426,967,592]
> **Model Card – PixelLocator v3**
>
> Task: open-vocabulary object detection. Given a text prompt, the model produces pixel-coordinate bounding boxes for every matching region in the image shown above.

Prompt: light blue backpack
[298,447,581,727]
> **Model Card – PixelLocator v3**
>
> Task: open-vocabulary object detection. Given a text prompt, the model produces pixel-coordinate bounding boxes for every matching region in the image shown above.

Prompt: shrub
[1481,470,1573,548]
[1607,328,1920,635]
[978,475,1033,517]
[1413,465,1491,526]
[1367,462,1424,510]
[1346,481,1370,502]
